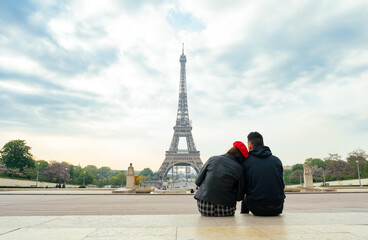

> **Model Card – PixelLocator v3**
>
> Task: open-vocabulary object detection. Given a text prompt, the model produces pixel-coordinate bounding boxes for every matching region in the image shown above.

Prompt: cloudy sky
[0,0,367,171]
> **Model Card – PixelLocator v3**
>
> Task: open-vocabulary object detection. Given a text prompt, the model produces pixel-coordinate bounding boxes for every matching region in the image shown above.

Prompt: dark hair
[247,131,263,148]
[227,146,245,164]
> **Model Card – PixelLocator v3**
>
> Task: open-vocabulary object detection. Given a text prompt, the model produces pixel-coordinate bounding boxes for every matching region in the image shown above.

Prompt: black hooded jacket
[194,154,243,207]
[242,146,285,204]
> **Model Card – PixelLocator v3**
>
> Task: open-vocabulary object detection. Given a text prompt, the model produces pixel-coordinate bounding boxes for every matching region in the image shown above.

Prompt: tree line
[284,149,368,185]
[2,139,366,187]
[0,139,158,187]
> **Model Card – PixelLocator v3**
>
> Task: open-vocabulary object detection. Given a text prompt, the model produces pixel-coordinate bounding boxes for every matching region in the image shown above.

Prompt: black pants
[241,198,283,216]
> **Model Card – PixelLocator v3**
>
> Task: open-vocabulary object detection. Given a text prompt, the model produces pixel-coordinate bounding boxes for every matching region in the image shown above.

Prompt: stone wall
[0,177,79,188]
[289,178,368,187]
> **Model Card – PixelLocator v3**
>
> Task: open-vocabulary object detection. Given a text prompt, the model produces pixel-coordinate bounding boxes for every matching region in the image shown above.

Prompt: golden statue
[134,175,140,185]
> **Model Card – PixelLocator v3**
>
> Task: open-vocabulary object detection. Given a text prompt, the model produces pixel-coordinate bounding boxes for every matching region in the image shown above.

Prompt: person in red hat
[194,141,249,217]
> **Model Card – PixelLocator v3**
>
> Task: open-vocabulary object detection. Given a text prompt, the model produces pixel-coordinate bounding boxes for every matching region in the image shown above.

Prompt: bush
[79,185,86,188]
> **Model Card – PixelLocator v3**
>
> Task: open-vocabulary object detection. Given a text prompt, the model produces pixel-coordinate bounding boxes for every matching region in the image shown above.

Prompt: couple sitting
[194,131,285,217]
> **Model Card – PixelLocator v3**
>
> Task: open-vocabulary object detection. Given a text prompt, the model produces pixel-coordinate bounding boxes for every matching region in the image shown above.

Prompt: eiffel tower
[158,44,203,180]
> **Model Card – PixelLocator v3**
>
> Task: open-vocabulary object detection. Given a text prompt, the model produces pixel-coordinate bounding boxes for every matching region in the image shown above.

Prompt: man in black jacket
[241,132,286,216]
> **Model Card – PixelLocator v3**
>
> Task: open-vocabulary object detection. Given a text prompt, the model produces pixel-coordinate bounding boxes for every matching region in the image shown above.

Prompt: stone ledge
[0,213,367,239]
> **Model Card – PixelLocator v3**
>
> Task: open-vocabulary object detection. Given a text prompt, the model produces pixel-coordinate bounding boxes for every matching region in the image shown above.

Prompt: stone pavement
[2,193,368,216]
[0,213,368,239]
[1,191,368,239]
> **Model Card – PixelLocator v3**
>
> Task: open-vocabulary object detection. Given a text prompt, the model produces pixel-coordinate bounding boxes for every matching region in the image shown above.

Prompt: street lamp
[64,167,68,188]
[322,169,326,186]
[171,167,174,190]
[356,160,362,187]
[83,171,86,186]
[36,162,40,188]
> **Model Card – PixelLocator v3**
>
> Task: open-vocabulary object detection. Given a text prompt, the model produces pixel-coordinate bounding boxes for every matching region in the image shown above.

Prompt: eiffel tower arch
[158,44,203,180]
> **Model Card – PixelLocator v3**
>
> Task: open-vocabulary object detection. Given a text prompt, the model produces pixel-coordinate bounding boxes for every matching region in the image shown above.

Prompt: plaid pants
[197,199,236,217]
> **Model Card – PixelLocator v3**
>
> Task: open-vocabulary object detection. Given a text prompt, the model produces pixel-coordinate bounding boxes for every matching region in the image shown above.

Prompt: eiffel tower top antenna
[177,42,189,127]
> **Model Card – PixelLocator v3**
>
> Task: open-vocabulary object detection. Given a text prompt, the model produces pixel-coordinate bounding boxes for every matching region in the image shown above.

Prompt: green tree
[98,166,112,180]
[151,172,160,180]
[77,170,94,185]
[33,160,49,181]
[69,165,75,182]
[346,149,367,178]
[110,172,126,186]
[22,166,34,179]
[72,166,83,184]
[139,168,154,181]
[290,169,303,184]
[84,165,98,179]
[95,178,109,187]
[305,158,325,169]
[0,139,35,172]
[84,171,95,185]
[283,169,292,185]
[291,164,304,172]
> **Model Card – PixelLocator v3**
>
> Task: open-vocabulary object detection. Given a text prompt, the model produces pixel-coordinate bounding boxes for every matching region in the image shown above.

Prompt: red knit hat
[233,141,249,158]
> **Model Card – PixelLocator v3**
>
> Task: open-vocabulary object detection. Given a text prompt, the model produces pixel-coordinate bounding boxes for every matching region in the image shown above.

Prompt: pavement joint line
[27,216,59,228]
[81,228,99,240]
[0,227,21,236]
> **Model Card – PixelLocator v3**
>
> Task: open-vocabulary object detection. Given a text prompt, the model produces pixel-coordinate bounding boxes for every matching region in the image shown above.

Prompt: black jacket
[194,153,243,207]
[242,146,285,204]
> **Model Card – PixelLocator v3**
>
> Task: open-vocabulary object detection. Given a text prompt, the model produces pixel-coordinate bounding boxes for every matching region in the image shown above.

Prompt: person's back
[195,153,243,207]
[241,132,285,216]
[194,141,248,217]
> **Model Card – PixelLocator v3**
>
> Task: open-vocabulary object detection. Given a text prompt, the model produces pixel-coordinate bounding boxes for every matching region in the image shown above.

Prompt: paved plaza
[0,192,368,239]
[1,192,368,216]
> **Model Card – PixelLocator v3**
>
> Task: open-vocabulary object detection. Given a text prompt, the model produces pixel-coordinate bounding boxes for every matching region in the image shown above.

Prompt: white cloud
[0,54,49,77]
[0,0,367,170]
[0,80,43,95]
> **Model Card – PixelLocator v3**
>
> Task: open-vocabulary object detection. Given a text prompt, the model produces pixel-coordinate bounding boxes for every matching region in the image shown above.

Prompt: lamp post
[36,162,40,188]
[171,167,174,190]
[356,160,362,187]
[64,167,68,188]
[322,169,326,186]
[83,171,86,186]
